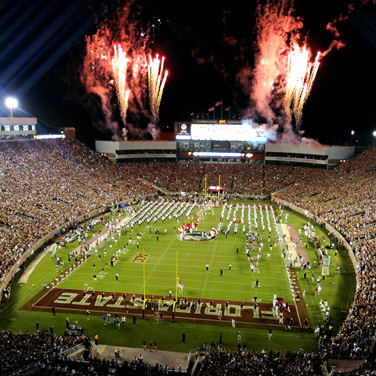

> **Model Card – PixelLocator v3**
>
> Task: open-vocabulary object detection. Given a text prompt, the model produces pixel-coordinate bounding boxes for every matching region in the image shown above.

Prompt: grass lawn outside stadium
[0,199,356,354]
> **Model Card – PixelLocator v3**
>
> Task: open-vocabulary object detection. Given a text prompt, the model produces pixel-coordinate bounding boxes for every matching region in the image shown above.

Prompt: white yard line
[143,236,178,294]
[201,240,219,295]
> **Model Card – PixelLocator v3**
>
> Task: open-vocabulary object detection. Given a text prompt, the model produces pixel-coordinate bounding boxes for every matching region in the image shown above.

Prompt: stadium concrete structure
[0,117,37,140]
[0,116,76,141]
[95,119,355,167]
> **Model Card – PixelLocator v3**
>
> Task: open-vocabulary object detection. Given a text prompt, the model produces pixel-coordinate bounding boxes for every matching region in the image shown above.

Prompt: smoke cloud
[250,0,304,124]
[80,1,162,140]
[236,0,350,145]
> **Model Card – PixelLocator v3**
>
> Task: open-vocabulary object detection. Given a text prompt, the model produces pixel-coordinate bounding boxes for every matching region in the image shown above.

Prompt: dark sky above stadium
[0,0,375,147]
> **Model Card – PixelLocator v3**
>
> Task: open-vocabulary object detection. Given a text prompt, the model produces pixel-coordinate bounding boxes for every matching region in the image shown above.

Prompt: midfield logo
[131,252,150,263]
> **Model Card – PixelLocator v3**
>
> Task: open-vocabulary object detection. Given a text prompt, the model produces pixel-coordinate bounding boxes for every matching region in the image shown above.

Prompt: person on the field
[178,281,184,292]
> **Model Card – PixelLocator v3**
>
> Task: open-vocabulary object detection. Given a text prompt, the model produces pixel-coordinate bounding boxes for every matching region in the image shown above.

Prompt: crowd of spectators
[275,148,376,373]
[197,349,323,376]
[278,148,376,242]
[0,329,79,374]
[0,329,180,375]
[2,139,376,374]
[33,354,178,375]
[0,139,156,286]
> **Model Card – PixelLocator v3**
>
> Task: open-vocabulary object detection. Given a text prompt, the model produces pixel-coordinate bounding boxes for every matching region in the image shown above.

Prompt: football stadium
[1,123,373,375]
[1,1,376,375]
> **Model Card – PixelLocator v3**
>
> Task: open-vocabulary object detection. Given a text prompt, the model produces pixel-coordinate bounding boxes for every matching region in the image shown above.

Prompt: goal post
[142,250,179,313]
[205,174,222,199]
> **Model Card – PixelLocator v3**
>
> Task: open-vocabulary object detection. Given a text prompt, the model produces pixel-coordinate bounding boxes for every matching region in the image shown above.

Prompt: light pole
[5,98,18,118]
[350,130,355,145]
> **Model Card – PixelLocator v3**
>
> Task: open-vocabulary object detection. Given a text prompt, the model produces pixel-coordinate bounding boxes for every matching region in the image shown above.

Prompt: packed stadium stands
[0,330,79,374]
[1,139,376,374]
[196,349,323,375]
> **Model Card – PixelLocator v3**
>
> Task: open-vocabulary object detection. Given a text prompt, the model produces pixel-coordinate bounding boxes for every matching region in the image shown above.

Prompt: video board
[175,121,267,143]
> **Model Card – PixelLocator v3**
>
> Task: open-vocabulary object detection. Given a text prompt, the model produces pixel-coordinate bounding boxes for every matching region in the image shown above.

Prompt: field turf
[56,201,292,304]
[0,199,356,353]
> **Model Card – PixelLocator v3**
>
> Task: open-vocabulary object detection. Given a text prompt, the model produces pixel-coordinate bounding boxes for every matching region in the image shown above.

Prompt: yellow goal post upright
[204,174,221,199]
[141,249,179,315]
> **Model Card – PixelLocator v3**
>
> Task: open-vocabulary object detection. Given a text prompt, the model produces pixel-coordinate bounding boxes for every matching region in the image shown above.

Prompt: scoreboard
[174,119,266,161]
[176,120,267,142]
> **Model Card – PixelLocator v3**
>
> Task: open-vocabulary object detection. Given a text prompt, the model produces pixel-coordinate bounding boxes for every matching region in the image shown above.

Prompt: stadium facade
[0,117,37,140]
[95,119,355,168]
[0,117,76,141]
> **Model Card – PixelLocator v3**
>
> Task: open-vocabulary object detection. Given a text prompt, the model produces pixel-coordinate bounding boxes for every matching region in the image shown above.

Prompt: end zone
[22,287,309,331]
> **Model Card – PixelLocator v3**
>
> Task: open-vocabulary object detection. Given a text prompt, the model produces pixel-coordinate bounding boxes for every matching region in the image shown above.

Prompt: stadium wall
[95,140,177,163]
[265,144,355,168]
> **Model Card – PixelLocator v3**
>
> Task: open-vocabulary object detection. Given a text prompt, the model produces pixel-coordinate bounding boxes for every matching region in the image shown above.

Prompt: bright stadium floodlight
[5,97,18,117]
[373,131,376,147]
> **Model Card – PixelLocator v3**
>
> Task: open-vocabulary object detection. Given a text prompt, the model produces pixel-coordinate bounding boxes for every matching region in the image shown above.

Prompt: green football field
[0,199,356,353]
[56,200,293,305]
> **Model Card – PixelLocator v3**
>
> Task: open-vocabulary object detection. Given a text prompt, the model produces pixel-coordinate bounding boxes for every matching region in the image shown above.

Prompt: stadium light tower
[5,97,18,117]
[350,130,355,145]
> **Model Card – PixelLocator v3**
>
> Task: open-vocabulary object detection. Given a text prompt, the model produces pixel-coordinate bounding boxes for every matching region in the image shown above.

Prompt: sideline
[281,224,310,266]
[18,215,130,287]
[18,249,49,284]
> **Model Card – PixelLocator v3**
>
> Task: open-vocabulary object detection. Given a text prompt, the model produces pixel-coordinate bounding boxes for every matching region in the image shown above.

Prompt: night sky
[0,0,375,148]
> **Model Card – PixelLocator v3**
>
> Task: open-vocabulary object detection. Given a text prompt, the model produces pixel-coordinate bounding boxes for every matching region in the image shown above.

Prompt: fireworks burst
[148,54,169,120]
[248,0,334,139]
[112,44,131,124]
[250,0,304,126]
[80,2,167,140]
[284,45,321,130]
